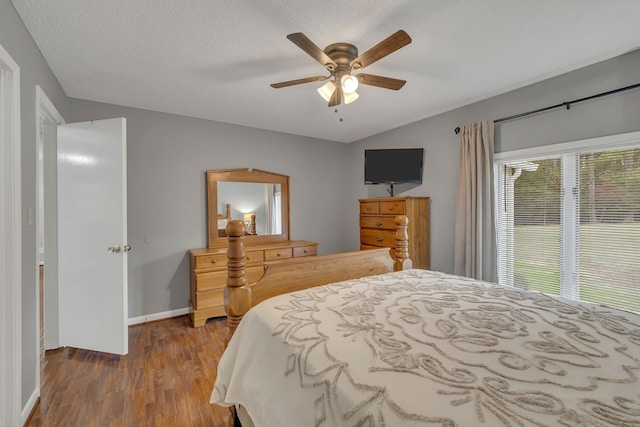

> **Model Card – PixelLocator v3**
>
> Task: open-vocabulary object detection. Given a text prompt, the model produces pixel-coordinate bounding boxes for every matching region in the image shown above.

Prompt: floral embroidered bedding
[212,269,640,426]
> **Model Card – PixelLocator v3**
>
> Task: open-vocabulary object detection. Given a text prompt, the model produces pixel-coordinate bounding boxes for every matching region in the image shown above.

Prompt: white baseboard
[22,387,39,424]
[127,307,190,326]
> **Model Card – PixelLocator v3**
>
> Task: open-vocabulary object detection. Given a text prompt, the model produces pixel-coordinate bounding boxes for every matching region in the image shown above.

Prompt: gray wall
[1,0,69,410]
[67,99,350,318]
[346,49,640,274]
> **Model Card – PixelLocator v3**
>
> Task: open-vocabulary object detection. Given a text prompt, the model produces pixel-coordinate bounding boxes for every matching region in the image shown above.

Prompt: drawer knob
[388,206,394,211]
[211,260,217,264]
[246,256,251,261]
[303,250,308,254]
[376,237,384,242]
[375,221,383,226]
[277,253,281,257]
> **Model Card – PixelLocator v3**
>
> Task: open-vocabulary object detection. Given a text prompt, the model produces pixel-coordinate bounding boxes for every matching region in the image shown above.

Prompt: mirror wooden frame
[207,168,290,247]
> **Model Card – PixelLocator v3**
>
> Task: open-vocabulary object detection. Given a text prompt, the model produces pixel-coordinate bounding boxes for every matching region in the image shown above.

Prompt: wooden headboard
[224,215,412,341]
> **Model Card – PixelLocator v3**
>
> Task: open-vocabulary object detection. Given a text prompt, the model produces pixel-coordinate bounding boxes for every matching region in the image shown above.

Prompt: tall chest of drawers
[359,196,430,269]
[189,240,317,327]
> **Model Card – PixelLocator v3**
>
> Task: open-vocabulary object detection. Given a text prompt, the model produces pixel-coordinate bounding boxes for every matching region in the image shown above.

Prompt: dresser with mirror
[189,168,318,327]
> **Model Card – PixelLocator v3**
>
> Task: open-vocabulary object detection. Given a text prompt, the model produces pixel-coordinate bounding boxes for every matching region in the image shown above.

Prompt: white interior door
[57,118,128,355]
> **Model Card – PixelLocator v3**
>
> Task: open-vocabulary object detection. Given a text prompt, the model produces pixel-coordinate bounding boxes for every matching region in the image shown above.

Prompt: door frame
[35,86,65,394]
[0,42,22,427]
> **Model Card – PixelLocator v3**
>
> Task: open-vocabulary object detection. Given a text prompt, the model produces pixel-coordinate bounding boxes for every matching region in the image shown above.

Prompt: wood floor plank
[26,316,230,426]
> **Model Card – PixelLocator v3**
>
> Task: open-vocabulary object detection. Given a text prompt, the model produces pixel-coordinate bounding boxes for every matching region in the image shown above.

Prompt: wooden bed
[212,215,640,426]
[223,214,412,341]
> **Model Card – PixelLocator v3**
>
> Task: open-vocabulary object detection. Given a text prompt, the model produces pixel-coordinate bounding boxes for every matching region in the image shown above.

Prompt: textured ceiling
[11,0,640,143]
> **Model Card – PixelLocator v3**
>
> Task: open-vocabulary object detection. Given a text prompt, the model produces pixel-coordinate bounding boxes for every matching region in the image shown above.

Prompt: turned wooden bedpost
[225,220,252,343]
[250,214,256,235]
[395,215,412,271]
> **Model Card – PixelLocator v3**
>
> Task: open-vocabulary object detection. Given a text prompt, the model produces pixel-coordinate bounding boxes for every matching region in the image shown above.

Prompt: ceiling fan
[271,30,412,107]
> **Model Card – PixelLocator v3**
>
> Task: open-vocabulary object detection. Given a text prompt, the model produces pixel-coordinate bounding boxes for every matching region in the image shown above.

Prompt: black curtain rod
[454,82,640,135]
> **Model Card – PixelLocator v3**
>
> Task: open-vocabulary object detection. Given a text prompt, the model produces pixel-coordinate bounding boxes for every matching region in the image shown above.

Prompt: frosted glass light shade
[317,81,336,102]
[344,91,359,104]
[341,75,359,94]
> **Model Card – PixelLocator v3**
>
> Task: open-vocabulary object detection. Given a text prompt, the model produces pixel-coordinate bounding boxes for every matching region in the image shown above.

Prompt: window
[495,132,640,314]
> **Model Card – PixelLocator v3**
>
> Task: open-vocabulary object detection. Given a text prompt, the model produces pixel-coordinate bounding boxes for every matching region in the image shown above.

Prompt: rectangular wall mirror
[207,169,290,247]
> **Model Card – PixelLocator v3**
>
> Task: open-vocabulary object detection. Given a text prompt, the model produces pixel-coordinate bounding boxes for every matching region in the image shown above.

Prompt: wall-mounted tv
[364,148,424,185]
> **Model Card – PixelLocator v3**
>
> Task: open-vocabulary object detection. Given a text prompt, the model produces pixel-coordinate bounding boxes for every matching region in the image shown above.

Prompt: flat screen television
[364,148,424,185]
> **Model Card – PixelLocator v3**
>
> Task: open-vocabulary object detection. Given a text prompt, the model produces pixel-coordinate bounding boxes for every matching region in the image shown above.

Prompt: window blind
[496,145,640,315]
[497,158,562,295]
[578,148,640,313]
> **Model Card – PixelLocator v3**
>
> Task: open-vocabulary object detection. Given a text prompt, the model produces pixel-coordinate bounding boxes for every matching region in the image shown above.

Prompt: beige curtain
[453,121,497,282]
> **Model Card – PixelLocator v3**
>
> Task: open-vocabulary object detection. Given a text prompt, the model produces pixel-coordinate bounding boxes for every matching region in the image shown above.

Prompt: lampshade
[344,91,359,104]
[317,81,336,102]
[243,213,254,222]
[341,74,359,94]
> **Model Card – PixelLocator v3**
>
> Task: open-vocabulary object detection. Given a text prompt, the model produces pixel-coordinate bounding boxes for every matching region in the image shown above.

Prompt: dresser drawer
[293,245,317,257]
[195,265,264,291]
[195,270,226,291]
[244,250,265,264]
[194,288,224,309]
[360,202,380,215]
[360,228,396,247]
[265,247,293,261]
[194,253,227,270]
[379,201,405,215]
[194,250,264,271]
[359,216,396,230]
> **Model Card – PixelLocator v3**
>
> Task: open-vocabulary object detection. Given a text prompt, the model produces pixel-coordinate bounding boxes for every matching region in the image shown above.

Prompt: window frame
[494,131,640,304]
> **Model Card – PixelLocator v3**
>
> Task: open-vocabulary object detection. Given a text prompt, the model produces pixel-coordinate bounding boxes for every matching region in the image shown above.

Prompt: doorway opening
[35,86,64,395]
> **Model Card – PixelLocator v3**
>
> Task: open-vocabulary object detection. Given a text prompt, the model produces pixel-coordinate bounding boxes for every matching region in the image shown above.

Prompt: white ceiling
[12,0,640,143]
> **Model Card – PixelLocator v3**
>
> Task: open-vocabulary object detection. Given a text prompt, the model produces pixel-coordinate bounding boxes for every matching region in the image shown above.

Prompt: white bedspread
[211,269,640,426]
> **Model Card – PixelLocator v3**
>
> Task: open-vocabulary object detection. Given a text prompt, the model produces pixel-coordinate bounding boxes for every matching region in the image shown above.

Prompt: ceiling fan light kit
[317,81,336,102]
[343,91,359,105]
[341,74,359,94]
[271,30,412,107]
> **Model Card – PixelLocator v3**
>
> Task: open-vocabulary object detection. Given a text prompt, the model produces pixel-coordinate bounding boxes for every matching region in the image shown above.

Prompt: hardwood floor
[26,316,231,427]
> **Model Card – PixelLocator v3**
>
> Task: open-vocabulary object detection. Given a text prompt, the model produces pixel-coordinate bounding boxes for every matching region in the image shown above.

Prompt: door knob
[108,245,121,253]
[123,244,132,253]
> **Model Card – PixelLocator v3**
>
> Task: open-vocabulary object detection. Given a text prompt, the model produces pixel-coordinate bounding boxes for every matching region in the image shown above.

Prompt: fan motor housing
[324,43,358,68]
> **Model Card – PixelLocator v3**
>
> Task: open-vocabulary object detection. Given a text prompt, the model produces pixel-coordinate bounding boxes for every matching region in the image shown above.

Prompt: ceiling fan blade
[350,30,412,70]
[271,75,329,89]
[356,73,406,90]
[328,82,342,107]
[287,33,337,71]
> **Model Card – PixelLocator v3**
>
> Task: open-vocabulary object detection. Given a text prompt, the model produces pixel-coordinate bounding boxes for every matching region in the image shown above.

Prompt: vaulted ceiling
[12,0,640,142]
